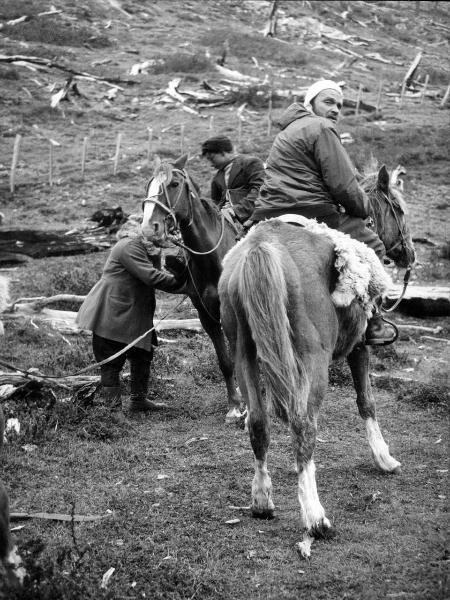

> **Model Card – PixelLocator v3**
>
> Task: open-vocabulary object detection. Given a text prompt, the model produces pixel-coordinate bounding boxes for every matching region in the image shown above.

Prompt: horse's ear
[152,154,162,172]
[377,165,390,193]
[173,154,189,170]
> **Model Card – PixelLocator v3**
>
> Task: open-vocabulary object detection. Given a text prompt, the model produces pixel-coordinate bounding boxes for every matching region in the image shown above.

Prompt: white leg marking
[6,545,27,584]
[252,459,274,513]
[297,533,314,559]
[366,417,401,473]
[297,459,330,531]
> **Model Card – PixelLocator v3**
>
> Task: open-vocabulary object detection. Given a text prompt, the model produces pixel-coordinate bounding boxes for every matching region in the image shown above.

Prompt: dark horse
[218,164,415,556]
[141,155,242,422]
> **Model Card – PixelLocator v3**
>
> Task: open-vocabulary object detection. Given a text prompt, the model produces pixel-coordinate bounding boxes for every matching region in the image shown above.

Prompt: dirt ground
[0,1,449,598]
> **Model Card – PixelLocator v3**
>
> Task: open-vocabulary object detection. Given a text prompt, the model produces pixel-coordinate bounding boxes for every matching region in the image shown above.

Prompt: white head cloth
[303,80,343,113]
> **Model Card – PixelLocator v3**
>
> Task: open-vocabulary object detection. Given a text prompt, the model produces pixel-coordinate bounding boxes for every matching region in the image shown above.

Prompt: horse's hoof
[225,407,243,424]
[297,534,314,559]
[391,465,402,475]
[251,507,275,520]
[310,519,335,540]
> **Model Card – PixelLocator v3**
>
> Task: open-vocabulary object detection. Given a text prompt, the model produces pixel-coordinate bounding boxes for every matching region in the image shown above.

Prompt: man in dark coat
[249,80,395,345]
[76,216,186,413]
[201,136,264,224]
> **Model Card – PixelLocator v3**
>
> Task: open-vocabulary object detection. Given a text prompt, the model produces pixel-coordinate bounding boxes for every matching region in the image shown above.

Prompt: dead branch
[0,55,136,88]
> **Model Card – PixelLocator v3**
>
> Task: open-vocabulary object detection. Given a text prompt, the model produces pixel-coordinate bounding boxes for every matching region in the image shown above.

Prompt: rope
[0,295,190,384]
[381,265,412,313]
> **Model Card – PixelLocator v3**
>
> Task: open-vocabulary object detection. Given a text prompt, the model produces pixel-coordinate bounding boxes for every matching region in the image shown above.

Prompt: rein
[372,188,413,313]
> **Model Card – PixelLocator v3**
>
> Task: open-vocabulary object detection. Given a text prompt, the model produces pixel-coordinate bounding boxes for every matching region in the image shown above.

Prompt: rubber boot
[127,361,169,413]
[365,306,398,346]
[97,367,122,408]
[98,386,122,408]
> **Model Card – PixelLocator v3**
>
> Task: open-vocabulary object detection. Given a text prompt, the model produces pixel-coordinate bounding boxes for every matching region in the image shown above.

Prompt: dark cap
[201,136,233,155]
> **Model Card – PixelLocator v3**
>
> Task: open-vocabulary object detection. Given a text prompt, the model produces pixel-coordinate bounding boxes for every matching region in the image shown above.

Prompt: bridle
[371,188,413,312]
[143,167,226,256]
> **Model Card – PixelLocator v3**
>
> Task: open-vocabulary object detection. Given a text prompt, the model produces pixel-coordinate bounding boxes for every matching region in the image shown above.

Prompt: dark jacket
[211,154,265,223]
[252,104,370,221]
[76,237,181,351]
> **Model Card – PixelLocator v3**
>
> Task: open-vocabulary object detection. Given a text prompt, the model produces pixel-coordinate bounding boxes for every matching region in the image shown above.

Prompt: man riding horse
[245,79,396,346]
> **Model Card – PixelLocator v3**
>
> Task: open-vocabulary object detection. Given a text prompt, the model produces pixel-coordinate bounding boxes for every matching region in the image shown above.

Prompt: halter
[144,167,226,256]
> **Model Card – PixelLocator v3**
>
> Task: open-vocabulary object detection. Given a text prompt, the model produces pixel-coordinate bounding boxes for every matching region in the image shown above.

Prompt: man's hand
[221,206,235,222]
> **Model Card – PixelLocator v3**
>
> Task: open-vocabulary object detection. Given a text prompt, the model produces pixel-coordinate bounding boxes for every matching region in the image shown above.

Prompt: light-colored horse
[218,165,415,557]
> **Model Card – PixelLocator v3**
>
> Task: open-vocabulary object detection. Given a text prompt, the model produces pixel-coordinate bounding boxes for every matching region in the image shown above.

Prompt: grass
[1,18,111,48]
[0,327,448,599]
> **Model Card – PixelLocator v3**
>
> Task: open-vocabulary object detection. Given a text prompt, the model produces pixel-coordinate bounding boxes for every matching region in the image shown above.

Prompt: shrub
[150,52,212,74]
[199,28,309,67]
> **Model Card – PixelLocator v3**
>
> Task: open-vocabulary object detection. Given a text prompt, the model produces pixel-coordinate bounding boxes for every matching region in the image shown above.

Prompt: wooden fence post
[237,117,242,147]
[147,127,153,165]
[355,83,363,116]
[10,134,22,194]
[49,141,54,186]
[376,78,383,113]
[81,136,88,178]
[420,74,429,104]
[267,92,273,136]
[113,132,122,176]
[440,82,450,108]
[180,124,185,154]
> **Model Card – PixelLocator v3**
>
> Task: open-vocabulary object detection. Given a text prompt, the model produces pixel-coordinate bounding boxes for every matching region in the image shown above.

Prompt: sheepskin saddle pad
[276,214,392,317]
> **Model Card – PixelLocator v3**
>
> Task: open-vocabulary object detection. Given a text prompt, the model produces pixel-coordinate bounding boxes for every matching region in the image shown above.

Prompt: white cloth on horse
[275,214,392,317]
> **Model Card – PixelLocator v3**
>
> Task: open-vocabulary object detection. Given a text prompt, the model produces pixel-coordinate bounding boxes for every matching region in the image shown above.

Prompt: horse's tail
[233,240,309,422]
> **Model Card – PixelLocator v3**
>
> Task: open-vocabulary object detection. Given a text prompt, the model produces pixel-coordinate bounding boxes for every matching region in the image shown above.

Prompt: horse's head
[141,154,194,247]
[366,165,416,269]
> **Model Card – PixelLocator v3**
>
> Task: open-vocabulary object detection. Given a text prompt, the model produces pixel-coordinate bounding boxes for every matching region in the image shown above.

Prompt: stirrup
[365,316,399,346]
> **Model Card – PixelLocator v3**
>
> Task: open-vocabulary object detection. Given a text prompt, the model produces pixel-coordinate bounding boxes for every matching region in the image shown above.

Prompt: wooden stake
[81,136,88,178]
[237,117,242,147]
[180,124,185,154]
[267,93,273,136]
[355,83,363,116]
[440,82,450,108]
[400,79,407,106]
[376,78,383,113]
[49,141,54,186]
[10,134,22,194]
[147,127,153,165]
[293,95,298,104]
[420,74,429,105]
[113,132,122,176]
[209,115,214,134]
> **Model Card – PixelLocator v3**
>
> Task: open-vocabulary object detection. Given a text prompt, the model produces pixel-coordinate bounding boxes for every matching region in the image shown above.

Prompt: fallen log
[0,228,114,262]
[385,284,450,317]
[2,302,204,335]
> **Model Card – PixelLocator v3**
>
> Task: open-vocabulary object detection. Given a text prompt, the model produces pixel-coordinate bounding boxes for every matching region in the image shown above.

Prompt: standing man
[201,136,265,225]
[248,80,395,345]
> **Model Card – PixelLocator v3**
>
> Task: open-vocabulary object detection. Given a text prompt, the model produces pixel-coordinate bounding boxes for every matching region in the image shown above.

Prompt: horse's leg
[347,344,401,473]
[234,323,274,518]
[292,354,332,558]
[196,305,242,422]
